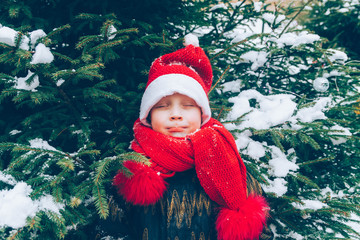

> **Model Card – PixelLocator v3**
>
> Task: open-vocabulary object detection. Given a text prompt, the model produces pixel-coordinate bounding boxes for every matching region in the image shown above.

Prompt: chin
[169,132,188,137]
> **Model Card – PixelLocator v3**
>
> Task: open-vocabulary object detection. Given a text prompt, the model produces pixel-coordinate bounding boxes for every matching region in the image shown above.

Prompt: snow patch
[0,182,64,229]
[30,43,54,64]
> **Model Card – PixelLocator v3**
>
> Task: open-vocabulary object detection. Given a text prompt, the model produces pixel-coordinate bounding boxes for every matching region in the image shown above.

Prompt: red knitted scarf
[131,118,247,210]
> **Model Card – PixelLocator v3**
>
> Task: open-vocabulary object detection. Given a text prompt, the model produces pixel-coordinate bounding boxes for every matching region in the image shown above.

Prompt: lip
[167,127,186,132]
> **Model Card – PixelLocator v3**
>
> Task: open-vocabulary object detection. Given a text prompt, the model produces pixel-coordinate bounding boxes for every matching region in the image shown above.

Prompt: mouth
[167,127,186,133]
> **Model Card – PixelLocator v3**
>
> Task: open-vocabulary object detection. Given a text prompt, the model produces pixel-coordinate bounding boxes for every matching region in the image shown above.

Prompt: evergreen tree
[1,0,359,239]
[303,0,360,59]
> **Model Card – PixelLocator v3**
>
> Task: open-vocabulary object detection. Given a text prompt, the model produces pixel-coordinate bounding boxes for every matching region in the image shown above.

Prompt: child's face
[150,93,202,137]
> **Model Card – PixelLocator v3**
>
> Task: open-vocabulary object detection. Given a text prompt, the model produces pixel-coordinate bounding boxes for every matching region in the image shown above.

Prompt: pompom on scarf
[113,118,269,240]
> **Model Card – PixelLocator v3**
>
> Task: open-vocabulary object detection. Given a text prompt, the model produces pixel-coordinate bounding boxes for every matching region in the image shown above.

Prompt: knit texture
[147,44,213,93]
[114,118,269,239]
[129,118,251,210]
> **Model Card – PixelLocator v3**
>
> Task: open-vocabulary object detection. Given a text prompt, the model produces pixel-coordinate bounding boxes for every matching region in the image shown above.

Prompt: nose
[170,106,182,121]
[170,115,182,121]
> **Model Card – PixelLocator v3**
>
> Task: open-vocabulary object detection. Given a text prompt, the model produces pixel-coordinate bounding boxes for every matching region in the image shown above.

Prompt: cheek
[150,110,167,132]
[187,109,202,129]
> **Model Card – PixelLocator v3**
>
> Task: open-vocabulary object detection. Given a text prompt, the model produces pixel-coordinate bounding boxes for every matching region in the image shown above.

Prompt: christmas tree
[1,0,359,239]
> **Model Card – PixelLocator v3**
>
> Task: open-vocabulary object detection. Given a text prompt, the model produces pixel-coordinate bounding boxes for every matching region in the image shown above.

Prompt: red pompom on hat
[139,33,213,126]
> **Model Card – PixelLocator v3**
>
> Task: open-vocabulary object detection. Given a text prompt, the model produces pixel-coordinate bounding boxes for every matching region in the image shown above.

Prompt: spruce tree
[1,0,359,239]
[303,0,360,59]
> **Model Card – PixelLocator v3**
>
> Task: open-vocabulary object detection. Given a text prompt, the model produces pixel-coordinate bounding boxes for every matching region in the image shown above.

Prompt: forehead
[157,93,197,102]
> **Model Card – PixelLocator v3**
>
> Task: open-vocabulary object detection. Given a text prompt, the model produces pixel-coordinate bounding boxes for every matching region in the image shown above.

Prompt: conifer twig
[208,65,230,94]
[279,0,314,37]
[210,33,266,61]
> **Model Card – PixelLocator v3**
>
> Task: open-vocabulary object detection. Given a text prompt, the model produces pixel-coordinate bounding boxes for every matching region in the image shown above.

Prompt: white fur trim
[140,74,211,126]
[184,33,199,47]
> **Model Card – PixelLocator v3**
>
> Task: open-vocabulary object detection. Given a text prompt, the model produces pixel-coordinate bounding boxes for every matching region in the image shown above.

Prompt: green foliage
[0,0,186,238]
[303,0,360,59]
[185,0,359,238]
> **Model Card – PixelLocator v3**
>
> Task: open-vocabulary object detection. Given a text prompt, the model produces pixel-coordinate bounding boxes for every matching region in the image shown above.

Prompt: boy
[113,34,269,240]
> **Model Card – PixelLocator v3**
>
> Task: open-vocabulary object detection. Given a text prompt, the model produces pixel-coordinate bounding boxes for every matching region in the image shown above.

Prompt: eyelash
[154,103,196,108]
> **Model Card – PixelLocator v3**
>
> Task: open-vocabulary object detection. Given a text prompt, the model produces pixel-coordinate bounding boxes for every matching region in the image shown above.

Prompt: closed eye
[154,104,167,108]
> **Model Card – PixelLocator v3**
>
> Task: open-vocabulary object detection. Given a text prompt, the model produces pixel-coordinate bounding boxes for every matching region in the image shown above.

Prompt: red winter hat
[139,34,213,126]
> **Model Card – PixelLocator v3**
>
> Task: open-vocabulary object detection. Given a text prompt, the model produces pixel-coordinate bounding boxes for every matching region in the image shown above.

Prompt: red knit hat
[139,34,213,126]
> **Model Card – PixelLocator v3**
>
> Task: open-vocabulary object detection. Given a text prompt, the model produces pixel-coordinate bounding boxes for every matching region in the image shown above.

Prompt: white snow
[226,89,297,130]
[291,97,331,123]
[29,138,58,151]
[292,199,328,210]
[30,43,54,64]
[329,124,352,145]
[244,140,266,159]
[254,2,263,12]
[273,31,320,48]
[14,70,40,91]
[240,51,268,71]
[262,13,286,25]
[9,130,21,135]
[221,79,242,93]
[326,49,348,63]
[263,177,288,196]
[56,78,65,86]
[0,182,64,229]
[0,26,29,50]
[268,146,299,178]
[210,3,227,11]
[29,29,47,49]
[107,25,117,40]
[0,171,17,186]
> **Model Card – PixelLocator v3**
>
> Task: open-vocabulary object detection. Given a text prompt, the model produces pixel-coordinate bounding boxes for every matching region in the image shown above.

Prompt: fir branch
[7,152,37,170]
[112,28,139,36]
[44,211,67,239]
[75,149,101,158]
[93,156,117,184]
[75,63,104,80]
[270,130,285,152]
[210,33,268,61]
[92,183,109,219]
[57,158,75,171]
[0,72,15,82]
[50,168,69,187]
[208,65,230,95]
[75,13,103,20]
[279,0,315,37]
[0,42,14,49]
[93,79,116,88]
[46,24,71,39]
[74,181,92,200]
[11,145,64,156]
[52,69,75,80]
[298,157,334,166]
[298,133,321,150]
[14,31,25,49]
[57,88,91,141]
[83,88,123,102]
[76,35,102,50]
[293,173,320,190]
[89,39,125,52]
[120,152,151,166]
[52,52,75,64]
